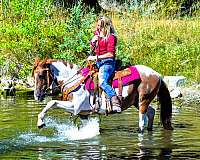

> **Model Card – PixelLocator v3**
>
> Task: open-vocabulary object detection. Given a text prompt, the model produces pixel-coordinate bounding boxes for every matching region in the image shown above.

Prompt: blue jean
[96,58,116,99]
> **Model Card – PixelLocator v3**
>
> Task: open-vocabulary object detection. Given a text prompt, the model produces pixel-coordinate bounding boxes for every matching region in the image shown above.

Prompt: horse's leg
[138,84,159,132]
[138,102,156,133]
[120,84,149,133]
[37,100,74,128]
[137,83,151,133]
[146,106,155,131]
[138,105,148,133]
[79,115,89,126]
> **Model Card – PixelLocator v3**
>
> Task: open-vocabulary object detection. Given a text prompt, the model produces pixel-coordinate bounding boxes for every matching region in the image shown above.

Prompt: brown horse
[33,59,173,132]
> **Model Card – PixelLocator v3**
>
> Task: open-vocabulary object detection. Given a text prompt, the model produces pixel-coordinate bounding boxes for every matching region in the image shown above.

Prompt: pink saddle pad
[81,66,140,90]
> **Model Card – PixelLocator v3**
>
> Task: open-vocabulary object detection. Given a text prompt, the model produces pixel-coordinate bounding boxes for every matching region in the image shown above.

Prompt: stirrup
[112,105,121,113]
[92,104,100,113]
[111,96,122,113]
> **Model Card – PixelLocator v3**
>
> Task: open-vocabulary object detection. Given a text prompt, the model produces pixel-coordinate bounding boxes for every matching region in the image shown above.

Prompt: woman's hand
[87,55,97,61]
[91,35,98,43]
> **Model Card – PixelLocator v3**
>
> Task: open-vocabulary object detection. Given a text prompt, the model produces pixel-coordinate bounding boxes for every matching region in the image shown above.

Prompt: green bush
[113,14,200,82]
[0,0,199,83]
[54,1,96,64]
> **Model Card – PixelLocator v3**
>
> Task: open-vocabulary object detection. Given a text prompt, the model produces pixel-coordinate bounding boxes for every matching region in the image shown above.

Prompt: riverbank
[0,88,34,97]
[0,79,34,97]
[179,84,200,104]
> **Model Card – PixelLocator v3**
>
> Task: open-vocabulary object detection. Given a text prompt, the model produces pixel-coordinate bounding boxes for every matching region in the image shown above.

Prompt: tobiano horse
[32,59,173,132]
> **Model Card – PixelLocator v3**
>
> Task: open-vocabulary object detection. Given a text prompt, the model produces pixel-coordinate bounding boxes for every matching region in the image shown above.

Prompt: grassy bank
[112,15,200,82]
[0,1,199,83]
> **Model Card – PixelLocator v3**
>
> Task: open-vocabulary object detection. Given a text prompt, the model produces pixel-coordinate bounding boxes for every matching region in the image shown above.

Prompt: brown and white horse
[32,59,173,132]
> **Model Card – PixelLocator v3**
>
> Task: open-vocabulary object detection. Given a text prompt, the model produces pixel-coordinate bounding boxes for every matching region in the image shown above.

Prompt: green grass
[0,1,199,83]
[111,14,200,82]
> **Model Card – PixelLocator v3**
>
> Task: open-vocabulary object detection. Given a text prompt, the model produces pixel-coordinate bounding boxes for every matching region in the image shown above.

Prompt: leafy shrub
[0,0,199,83]
[54,1,96,65]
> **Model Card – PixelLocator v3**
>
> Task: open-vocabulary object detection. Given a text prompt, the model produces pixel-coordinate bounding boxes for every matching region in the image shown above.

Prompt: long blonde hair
[97,16,116,37]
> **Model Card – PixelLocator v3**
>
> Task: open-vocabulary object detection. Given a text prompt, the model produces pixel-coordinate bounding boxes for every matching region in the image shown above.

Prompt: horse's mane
[32,58,80,77]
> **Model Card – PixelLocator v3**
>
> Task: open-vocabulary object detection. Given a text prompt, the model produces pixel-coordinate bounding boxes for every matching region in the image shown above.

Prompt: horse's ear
[32,66,36,77]
[45,57,53,64]
[32,58,40,77]
[44,56,50,64]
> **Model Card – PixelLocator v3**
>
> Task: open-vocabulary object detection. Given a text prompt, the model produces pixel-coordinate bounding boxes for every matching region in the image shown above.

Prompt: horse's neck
[50,61,80,82]
[49,61,84,90]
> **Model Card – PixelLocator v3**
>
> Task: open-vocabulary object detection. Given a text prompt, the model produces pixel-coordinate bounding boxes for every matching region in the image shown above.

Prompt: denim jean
[96,58,116,99]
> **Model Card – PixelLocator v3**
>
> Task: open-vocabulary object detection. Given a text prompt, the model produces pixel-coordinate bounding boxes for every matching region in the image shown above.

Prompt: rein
[62,61,97,101]
[34,67,60,95]
[61,68,83,91]
[62,71,92,101]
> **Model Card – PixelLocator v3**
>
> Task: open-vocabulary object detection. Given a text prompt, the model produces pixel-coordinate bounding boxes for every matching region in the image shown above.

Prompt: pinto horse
[32,59,173,132]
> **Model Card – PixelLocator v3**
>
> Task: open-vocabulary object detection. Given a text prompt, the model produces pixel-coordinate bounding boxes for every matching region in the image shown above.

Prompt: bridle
[34,60,98,104]
[34,67,59,95]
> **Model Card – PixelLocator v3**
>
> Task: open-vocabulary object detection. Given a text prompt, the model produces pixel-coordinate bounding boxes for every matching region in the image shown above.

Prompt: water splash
[19,117,100,143]
[0,117,101,154]
[19,132,52,143]
[54,118,100,141]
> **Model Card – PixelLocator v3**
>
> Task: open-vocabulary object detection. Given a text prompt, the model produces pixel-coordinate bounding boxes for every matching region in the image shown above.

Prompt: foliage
[1,0,96,80]
[126,0,199,18]
[52,1,96,64]
[1,0,67,79]
[0,0,199,83]
[112,14,200,82]
[116,39,133,65]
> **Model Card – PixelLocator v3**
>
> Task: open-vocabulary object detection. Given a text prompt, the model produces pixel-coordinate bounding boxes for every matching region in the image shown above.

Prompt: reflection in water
[158,131,173,159]
[137,130,173,159]
[0,97,200,159]
[37,138,107,160]
[137,133,153,159]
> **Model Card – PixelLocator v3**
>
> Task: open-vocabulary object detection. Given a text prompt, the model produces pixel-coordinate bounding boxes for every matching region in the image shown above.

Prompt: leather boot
[111,96,121,113]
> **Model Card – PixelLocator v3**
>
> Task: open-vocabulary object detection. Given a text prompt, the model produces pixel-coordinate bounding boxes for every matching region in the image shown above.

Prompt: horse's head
[32,58,81,101]
[32,59,52,101]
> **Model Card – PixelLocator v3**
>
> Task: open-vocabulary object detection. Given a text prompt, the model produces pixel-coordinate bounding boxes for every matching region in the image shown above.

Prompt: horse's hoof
[137,128,144,134]
[92,108,99,113]
[112,106,122,113]
[37,118,46,129]
[163,123,174,130]
[38,123,46,129]
[166,126,174,130]
[108,108,122,114]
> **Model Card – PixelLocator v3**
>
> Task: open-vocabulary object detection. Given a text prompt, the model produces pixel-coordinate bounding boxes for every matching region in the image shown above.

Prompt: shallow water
[0,96,200,159]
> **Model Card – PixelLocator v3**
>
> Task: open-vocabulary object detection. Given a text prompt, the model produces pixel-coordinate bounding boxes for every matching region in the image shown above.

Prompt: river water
[0,95,200,159]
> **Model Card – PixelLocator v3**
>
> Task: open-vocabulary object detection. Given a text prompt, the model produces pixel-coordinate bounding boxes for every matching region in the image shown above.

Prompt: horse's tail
[157,79,173,130]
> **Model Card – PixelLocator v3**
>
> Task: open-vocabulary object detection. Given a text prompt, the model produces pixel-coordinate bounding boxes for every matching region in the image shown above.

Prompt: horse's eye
[39,75,45,80]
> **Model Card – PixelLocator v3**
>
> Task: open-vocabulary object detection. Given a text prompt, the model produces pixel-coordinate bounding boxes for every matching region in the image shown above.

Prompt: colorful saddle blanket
[81,66,140,90]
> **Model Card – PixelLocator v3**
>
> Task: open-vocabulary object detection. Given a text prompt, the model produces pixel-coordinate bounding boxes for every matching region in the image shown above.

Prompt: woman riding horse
[87,16,121,113]
[33,58,173,133]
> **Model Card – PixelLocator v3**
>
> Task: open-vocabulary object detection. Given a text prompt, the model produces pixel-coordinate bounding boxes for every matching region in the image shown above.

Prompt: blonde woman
[87,16,121,113]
